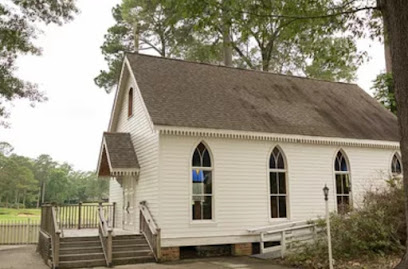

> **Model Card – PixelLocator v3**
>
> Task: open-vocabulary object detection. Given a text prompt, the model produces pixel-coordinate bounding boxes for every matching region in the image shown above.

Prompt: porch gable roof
[97,132,140,177]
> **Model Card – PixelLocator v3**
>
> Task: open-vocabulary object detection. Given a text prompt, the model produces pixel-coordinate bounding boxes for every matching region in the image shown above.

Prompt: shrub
[285,178,405,268]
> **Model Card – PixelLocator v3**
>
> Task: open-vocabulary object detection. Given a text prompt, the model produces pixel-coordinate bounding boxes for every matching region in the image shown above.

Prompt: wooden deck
[62,228,138,238]
[38,203,160,268]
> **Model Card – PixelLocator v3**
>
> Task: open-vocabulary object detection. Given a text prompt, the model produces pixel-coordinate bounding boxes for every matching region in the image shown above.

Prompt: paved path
[0,245,48,269]
[0,245,291,269]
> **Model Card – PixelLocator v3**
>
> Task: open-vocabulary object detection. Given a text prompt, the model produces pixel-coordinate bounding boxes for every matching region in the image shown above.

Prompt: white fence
[0,220,40,245]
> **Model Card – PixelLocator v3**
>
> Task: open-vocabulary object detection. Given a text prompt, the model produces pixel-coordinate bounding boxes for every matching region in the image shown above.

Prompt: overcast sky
[0,0,386,172]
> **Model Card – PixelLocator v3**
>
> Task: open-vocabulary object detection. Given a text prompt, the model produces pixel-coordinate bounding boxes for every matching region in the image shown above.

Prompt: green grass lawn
[0,208,41,221]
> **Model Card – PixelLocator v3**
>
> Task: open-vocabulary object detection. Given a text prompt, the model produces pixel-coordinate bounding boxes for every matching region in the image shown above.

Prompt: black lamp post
[323,184,333,269]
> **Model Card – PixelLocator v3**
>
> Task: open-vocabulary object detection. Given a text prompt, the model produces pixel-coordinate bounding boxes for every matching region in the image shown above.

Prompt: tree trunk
[41,181,45,204]
[15,191,19,209]
[22,191,26,208]
[379,1,408,268]
[384,42,392,73]
[222,24,233,66]
[222,1,232,66]
[36,185,41,208]
[133,21,139,53]
[383,16,393,73]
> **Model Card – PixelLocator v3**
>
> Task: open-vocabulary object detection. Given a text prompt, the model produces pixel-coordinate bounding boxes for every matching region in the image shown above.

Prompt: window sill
[189,220,218,227]
[268,218,290,224]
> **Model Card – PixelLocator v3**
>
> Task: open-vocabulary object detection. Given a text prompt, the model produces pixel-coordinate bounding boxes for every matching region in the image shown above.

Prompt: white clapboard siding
[0,220,40,245]
[158,134,395,247]
[109,67,159,232]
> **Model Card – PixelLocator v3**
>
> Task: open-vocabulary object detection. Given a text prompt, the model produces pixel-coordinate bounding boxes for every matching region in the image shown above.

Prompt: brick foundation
[232,243,252,256]
[160,247,180,262]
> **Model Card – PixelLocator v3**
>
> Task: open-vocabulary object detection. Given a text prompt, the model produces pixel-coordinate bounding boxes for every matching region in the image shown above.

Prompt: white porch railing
[248,219,320,257]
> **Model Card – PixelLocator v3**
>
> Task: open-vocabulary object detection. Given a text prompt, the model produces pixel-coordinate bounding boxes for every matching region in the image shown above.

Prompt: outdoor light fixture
[323,185,329,201]
[323,184,334,269]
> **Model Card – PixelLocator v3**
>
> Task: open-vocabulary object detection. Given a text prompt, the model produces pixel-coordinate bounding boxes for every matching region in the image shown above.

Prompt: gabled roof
[97,132,139,177]
[125,53,399,142]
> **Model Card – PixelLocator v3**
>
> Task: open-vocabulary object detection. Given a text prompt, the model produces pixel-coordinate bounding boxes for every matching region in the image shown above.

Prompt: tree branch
[140,38,162,55]
[240,6,378,20]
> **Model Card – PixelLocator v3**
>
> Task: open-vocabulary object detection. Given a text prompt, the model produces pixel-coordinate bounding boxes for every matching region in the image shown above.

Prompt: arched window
[334,151,351,213]
[269,147,287,218]
[128,88,133,117]
[392,153,402,176]
[191,142,212,220]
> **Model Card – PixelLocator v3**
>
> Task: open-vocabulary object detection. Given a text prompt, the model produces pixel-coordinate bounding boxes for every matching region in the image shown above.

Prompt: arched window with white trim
[392,153,402,176]
[269,147,287,218]
[128,88,133,117]
[334,150,351,213]
[191,142,212,220]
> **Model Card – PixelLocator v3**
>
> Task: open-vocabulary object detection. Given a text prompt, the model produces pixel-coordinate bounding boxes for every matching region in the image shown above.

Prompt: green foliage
[372,72,396,114]
[0,145,109,208]
[0,0,78,124]
[0,207,41,221]
[95,1,222,92]
[286,179,405,268]
[96,0,363,91]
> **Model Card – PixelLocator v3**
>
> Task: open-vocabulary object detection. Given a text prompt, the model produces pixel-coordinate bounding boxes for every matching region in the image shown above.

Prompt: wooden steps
[112,234,155,266]
[53,233,155,268]
[58,236,106,268]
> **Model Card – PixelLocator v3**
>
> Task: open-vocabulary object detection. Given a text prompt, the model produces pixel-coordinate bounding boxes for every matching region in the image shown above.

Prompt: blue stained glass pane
[192,169,204,182]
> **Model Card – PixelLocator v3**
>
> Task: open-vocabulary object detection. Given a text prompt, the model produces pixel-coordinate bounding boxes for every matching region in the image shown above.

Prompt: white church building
[97,53,401,260]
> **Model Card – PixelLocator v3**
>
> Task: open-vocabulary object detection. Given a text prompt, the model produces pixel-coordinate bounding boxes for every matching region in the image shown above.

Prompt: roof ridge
[125,52,359,87]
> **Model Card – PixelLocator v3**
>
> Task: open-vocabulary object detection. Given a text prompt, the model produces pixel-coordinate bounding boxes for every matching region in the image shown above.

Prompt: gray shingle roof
[103,132,139,169]
[127,53,399,142]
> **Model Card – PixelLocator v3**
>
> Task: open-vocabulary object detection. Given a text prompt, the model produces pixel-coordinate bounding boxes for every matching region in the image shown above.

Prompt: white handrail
[139,202,158,235]
[248,219,318,233]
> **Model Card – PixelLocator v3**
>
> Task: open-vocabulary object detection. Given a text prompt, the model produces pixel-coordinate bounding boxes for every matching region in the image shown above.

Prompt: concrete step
[61,236,99,242]
[112,249,152,258]
[60,240,100,248]
[113,244,150,252]
[59,252,105,261]
[60,246,103,255]
[59,259,106,268]
[113,256,155,266]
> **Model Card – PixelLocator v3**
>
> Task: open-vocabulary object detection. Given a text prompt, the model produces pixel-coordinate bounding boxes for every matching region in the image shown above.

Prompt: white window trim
[189,141,216,225]
[127,87,134,119]
[333,149,352,212]
[267,146,290,221]
[391,152,403,178]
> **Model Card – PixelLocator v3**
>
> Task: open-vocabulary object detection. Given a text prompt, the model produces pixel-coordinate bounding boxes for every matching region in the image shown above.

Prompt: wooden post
[54,231,60,268]
[260,232,265,254]
[107,230,113,266]
[27,218,30,244]
[78,202,82,229]
[112,202,116,228]
[281,231,286,258]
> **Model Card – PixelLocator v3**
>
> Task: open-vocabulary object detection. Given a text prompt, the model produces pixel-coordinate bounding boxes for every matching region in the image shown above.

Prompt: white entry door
[123,177,135,231]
